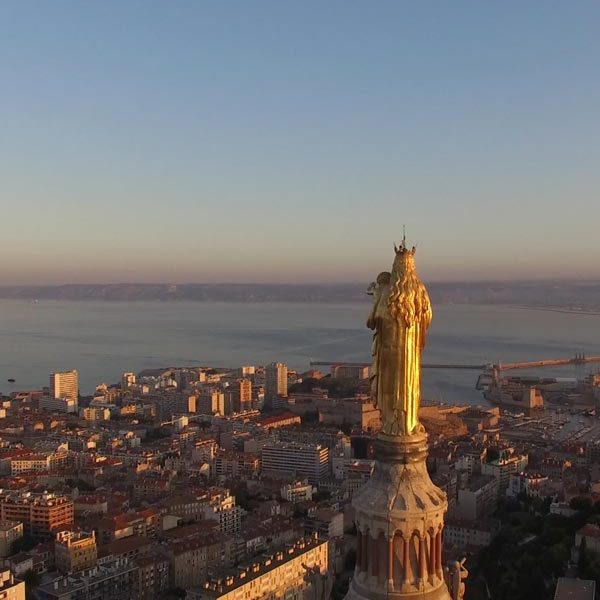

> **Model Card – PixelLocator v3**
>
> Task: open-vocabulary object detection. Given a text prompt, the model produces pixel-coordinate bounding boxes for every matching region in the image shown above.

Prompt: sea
[1,299,600,405]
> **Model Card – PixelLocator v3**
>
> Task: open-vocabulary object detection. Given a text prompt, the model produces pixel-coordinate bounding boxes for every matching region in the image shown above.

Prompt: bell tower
[347,431,451,600]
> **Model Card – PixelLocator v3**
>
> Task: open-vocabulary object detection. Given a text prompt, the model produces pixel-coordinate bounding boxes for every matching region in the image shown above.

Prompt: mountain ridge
[0,281,599,311]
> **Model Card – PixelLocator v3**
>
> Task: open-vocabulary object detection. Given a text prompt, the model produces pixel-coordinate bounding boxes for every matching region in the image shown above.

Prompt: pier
[309,361,487,370]
[497,354,600,371]
[310,353,600,372]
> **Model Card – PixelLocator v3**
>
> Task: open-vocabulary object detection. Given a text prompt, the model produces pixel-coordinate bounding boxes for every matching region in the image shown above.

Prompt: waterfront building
[39,396,78,414]
[186,537,328,600]
[265,362,288,400]
[0,569,25,600]
[261,441,329,485]
[0,491,74,539]
[55,530,98,573]
[121,372,136,388]
[331,365,369,379]
[50,370,79,404]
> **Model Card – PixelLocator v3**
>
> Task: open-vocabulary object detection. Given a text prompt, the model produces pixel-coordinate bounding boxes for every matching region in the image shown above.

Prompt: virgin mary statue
[367,242,432,436]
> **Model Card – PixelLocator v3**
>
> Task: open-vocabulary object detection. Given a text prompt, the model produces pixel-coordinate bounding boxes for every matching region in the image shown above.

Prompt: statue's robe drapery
[368,250,432,436]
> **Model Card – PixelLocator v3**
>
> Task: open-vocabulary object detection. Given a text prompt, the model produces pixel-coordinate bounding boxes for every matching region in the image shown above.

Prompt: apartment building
[481,452,528,495]
[265,363,288,400]
[214,451,261,479]
[0,491,73,539]
[50,370,79,404]
[36,557,138,600]
[455,475,499,520]
[186,537,328,600]
[444,517,500,549]
[55,530,98,574]
[0,521,23,558]
[39,396,78,414]
[165,533,234,589]
[0,569,24,600]
[262,442,329,485]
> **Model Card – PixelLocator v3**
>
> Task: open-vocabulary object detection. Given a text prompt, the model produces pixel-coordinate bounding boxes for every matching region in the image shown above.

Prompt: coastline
[507,305,600,316]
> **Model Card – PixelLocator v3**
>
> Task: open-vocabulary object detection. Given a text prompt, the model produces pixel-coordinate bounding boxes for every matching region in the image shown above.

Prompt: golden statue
[367,241,432,436]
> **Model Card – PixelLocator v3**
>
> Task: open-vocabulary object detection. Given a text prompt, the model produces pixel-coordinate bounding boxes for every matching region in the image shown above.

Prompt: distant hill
[0,281,598,311]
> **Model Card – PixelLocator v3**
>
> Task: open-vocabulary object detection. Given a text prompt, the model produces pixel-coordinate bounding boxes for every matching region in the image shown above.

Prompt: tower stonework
[346,242,454,600]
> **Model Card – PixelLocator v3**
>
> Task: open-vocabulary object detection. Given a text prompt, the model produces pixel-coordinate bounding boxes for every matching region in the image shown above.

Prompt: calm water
[1,300,600,404]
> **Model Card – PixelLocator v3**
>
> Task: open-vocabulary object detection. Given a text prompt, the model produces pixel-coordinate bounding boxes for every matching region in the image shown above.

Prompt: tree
[22,570,40,588]
[570,496,593,514]
[10,534,36,554]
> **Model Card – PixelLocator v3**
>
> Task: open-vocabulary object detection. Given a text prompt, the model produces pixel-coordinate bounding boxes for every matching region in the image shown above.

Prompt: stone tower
[346,243,455,600]
[346,431,451,600]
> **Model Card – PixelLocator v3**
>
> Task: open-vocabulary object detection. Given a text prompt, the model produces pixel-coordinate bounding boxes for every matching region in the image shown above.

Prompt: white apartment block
[262,442,329,485]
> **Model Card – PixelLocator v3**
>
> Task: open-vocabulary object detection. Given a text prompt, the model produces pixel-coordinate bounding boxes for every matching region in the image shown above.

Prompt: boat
[7,378,15,383]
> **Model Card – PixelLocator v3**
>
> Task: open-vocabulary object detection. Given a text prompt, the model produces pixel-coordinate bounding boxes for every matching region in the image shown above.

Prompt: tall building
[262,441,329,485]
[237,378,252,412]
[198,391,225,416]
[0,569,25,600]
[345,243,459,600]
[50,370,79,405]
[265,362,287,400]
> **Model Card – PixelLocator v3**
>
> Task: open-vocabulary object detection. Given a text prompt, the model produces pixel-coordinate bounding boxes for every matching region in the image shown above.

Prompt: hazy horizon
[2,276,600,287]
[3,2,600,284]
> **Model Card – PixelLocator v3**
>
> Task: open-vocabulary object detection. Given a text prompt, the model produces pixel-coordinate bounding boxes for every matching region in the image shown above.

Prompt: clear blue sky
[2,1,599,284]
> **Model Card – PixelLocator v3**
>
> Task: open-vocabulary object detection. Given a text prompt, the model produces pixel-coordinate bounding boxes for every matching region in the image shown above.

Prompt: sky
[1,1,599,284]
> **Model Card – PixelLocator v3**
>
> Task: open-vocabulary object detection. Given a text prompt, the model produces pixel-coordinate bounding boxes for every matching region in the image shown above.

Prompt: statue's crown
[394,239,416,255]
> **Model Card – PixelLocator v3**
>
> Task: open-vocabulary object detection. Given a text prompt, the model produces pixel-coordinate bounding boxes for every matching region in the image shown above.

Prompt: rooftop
[191,536,325,597]
[554,577,595,600]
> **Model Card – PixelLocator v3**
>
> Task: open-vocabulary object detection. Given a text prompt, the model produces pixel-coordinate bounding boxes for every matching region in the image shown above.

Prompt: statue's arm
[367,294,380,330]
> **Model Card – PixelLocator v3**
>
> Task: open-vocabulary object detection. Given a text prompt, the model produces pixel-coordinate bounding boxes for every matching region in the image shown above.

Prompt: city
[3,2,600,599]
[0,308,599,599]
